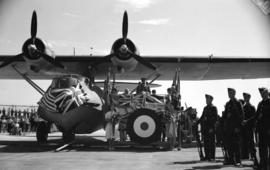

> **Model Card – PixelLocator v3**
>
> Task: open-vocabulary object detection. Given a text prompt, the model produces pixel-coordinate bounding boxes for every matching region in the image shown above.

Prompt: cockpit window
[51,77,79,89]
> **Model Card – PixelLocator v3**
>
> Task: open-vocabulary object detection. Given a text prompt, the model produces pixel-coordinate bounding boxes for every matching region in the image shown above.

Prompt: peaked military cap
[259,87,268,93]
[227,88,236,93]
[205,94,213,100]
[243,92,251,98]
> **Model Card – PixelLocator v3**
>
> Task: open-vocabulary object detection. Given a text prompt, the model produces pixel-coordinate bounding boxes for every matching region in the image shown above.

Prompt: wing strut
[11,65,45,95]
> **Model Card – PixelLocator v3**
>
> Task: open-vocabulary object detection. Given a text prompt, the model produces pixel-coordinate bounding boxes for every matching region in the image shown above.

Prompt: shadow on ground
[0,135,170,153]
[183,163,254,170]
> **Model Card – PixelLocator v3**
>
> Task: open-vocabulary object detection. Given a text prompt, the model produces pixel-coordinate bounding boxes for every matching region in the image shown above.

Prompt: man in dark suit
[197,94,218,161]
[223,88,244,167]
[249,88,270,170]
[241,92,258,167]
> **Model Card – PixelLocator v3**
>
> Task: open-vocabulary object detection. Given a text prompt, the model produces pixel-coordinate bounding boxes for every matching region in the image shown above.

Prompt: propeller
[0,10,65,69]
[33,49,65,68]
[127,50,156,70]
[31,10,37,44]
[90,11,156,71]
[120,11,156,70]
[122,11,128,43]
[0,54,24,68]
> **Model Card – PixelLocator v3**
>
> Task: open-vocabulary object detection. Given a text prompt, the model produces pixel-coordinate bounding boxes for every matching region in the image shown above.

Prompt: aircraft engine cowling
[127,108,162,144]
[0,10,63,70]
[22,38,55,60]
[91,11,156,72]
[110,38,139,72]
[111,38,139,60]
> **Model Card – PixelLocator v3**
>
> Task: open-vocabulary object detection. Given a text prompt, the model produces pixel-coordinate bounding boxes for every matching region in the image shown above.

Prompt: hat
[259,87,268,93]
[141,77,146,81]
[205,94,213,100]
[243,93,251,98]
[227,88,236,93]
[171,86,176,92]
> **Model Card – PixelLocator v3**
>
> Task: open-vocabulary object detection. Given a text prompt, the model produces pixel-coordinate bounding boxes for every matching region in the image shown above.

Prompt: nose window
[51,77,78,89]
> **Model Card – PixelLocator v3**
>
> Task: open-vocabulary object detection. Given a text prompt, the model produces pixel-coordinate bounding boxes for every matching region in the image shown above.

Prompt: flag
[39,84,86,114]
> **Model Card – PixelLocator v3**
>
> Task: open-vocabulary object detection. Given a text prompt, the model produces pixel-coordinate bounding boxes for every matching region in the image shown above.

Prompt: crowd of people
[0,107,39,135]
[196,87,270,170]
[103,76,270,169]
[1,76,269,170]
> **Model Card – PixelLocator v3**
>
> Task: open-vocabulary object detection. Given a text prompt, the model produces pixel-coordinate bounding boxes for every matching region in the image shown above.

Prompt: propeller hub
[22,38,45,60]
[120,44,128,53]
[27,44,37,56]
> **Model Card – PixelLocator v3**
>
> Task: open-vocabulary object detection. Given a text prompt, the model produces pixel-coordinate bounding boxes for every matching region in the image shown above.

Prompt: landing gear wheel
[36,121,49,144]
[62,132,75,143]
[127,109,162,144]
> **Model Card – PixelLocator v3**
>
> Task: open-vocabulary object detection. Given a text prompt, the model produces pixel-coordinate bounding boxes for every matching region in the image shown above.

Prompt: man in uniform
[197,94,218,161]
[241,92,258,167]
[223,88,244,166]
[252,88,270,170]
[136,78,150,94]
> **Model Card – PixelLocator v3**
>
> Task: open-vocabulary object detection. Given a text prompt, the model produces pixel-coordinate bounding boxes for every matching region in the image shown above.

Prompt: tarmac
[0,131,255,170]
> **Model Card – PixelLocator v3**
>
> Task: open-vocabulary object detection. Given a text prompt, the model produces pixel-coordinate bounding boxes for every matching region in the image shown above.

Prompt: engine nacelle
[22,38,55,61]
[110,38,140,72]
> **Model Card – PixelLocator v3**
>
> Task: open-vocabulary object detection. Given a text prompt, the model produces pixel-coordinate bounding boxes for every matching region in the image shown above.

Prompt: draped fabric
[39,84,87,114]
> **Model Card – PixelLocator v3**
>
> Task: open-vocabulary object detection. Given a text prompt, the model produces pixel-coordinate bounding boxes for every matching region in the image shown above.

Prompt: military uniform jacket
[243,103,256,129]
[198,104,218,134]
[223,99,244,133]
[254,98,270,133]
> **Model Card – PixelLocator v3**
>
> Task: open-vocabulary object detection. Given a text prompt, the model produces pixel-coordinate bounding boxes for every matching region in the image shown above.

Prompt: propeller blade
[31,11,37,40]
[0,54,24,68]
[128,51,156,70]
[34,50,65,69]
[122,11,128,42]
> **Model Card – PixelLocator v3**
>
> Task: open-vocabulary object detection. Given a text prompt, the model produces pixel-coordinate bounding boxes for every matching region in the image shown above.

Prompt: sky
[0,0,269,115]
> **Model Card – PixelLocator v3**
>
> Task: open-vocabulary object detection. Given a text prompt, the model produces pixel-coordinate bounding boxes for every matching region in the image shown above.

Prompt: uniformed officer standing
[197,94,218,161]
[223,88,244,166]
[136,78,150,94]
[242,92,258,167]
[250,88,270,170]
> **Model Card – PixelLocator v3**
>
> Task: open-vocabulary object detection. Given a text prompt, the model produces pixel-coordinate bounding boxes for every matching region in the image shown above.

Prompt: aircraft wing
[0,55,269,80]
[0,55,111,79]
[137,56,270,80]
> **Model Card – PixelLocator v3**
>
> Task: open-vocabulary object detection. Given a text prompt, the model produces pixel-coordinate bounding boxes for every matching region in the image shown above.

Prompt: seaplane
[0,10,270,150]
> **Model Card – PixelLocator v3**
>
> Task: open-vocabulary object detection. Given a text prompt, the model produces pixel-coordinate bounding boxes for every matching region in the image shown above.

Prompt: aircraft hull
[37,104,105,134]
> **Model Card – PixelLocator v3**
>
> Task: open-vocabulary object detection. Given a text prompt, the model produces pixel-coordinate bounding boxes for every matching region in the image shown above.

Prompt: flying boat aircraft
[0,10,270,148]
[0,11,269,80]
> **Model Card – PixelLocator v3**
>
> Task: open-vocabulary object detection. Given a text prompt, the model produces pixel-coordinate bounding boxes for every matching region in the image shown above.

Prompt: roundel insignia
[133,115,156,138]
[127,108,162,144]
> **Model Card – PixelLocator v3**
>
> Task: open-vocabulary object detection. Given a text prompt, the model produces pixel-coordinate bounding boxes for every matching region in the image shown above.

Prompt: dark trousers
[258,132,270,170]
[247,129,257,160]
[242,128,257,159]
[224,131,241,164]
[203,131,216,159]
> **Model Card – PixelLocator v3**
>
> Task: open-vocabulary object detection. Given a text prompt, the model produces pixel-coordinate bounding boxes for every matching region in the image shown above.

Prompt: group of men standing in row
[197,87,270,170]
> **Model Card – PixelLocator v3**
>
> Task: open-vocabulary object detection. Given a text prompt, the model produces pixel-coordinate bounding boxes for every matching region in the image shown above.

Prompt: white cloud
[63,12,81,18]
[116,0,155,11]
[138,18,171,25]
